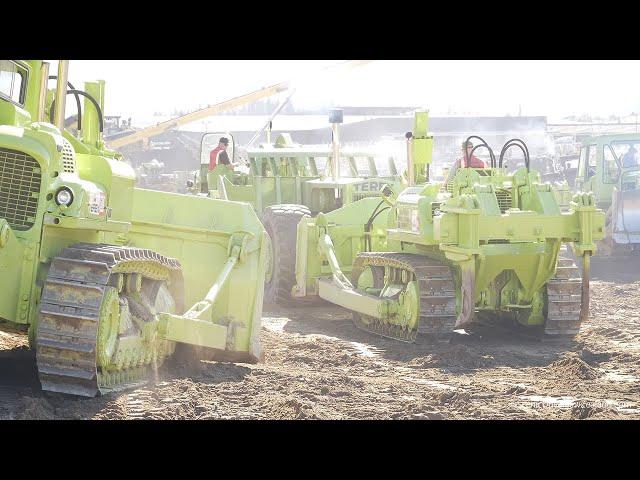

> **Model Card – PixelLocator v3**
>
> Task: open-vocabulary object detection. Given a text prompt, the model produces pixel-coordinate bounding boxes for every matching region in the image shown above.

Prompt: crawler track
[350,253,457,342]
[545,257,585,336]
[36,243,183,397]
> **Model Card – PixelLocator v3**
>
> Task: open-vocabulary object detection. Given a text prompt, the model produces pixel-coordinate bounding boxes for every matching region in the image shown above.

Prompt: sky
[50,60,640,121]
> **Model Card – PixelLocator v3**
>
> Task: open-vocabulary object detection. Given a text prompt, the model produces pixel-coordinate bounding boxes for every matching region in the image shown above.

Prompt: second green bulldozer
[270,111,605,339]
[196,114,403,304]
[573,133,640,255]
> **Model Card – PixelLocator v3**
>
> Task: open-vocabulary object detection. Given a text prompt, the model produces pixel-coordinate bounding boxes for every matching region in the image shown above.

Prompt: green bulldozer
[270,111,605,340]
[573,133,640,255]
[0,60,267,396]
[197,111,404,305]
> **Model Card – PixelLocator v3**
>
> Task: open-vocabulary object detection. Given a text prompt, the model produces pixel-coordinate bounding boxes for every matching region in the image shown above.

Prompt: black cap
[219,137,229,145]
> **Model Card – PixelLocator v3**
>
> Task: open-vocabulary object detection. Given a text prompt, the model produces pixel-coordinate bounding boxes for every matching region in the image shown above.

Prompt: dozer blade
[155,230,268,365]
[35,194,268,397]
[128,190,269,366]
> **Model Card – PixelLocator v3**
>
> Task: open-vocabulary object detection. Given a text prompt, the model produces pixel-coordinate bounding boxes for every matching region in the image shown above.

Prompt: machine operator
[209,137,233,171]
[444,140,486,185]
[622,145,639,168]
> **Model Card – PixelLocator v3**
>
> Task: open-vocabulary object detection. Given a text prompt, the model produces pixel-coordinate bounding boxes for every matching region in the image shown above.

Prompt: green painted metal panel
[159,313,228,349]
[0,62,267,361]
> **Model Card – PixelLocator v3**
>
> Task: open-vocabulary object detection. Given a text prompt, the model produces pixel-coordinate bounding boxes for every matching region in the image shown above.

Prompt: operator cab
[442,137,531,211]
[575,136,640,203]
[0,60,27,105]
[0,60,29,126]
[198,131,240,193]
[201,131,236,166]
[443,136,508,193]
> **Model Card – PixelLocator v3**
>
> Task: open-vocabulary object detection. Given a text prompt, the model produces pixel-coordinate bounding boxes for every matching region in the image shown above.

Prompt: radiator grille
[397,206,410,230]
[495,189,512,213]
[60,138,76,173]
[0,148,42,231]
[397,206,420,232]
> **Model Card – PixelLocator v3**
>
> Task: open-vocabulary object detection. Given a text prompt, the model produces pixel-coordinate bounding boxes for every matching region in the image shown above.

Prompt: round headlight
[55,187,74,206]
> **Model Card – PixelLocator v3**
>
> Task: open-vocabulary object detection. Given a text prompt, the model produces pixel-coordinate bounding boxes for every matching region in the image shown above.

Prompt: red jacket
[209,146,231,170]
[458,154,486,168]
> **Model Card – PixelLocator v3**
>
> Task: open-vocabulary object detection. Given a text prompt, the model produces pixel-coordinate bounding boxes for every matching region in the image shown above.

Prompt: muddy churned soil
[1,256,639,420]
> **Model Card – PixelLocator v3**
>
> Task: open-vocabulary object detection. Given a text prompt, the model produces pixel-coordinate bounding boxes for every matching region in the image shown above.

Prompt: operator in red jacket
[209,137,233,171]
[444,140,486,185]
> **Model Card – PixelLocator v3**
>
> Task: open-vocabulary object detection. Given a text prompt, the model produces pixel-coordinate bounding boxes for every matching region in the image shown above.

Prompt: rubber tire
[261,204,317,307]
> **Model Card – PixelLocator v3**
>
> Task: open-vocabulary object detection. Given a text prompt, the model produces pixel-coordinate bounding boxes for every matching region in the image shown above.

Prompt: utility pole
[329,109,343,181]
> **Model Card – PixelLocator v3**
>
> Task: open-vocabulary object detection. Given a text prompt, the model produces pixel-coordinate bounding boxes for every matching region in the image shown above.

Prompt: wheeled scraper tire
[261,204,324,307]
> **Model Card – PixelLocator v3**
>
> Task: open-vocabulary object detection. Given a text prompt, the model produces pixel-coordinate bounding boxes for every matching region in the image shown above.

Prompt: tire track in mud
[266,282,640,419]
[260,319,530,419]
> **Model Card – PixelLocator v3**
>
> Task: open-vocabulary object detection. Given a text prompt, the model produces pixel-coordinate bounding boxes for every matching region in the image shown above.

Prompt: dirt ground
[1,255,639,420]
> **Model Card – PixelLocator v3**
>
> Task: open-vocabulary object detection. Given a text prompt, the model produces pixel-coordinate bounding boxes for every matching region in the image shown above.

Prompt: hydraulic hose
[464,135,496,168]
[48,76,82,131]
[499,142,527,169]
[49,89,104,133]
[499,138,530,172]
[364,200,390,251]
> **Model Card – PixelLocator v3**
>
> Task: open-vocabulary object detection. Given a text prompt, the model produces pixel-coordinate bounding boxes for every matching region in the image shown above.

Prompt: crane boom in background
[107,82,289,149]
[106,60,373,150]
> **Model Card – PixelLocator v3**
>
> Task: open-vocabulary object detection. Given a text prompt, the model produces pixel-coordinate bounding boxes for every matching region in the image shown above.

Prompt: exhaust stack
[53,61,69,131]
[329,109,343,181]
[37,62,50,122]
[406,131,414,186]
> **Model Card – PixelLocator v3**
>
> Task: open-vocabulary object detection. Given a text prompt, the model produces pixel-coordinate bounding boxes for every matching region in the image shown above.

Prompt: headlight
[55,187,74,206]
